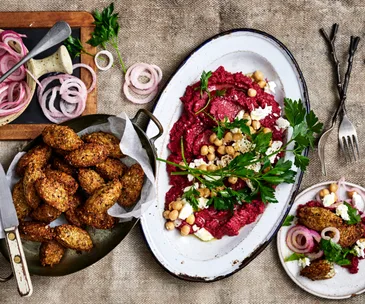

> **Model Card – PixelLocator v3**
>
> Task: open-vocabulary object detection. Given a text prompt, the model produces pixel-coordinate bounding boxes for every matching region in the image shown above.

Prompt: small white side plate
[277,181,365,299]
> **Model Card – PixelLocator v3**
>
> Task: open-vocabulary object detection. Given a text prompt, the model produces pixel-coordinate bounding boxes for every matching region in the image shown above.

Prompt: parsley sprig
[319,239,357,266]
[87,3,126,74]
[64,36,94,58]
[344,202,361,225]
[284,252,306,262]
[282,215,295,226]
[212,117,250,140]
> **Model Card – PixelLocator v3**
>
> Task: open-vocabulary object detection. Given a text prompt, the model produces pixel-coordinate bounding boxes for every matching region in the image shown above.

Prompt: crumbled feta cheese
[178,202,194,220]
[235,110,245,120]
[174,219,182,227]
[246,161,261,172]
[352,192,365,212]
[250,106,272,121]
[233,137,254,154]
[216,155,233,168]
[353,240,365,258]
[230,128,242,134]
[276,117,290,130]
[194,228,214,241]
[183,183,199,193]
[264,81,277,95]
[192,224,200,232]
[298,257,311,268]
[197,197,209,209]
[265,141,282,163]
[322,192,336,207]
[336,203,350,221]
[187,159,208,181]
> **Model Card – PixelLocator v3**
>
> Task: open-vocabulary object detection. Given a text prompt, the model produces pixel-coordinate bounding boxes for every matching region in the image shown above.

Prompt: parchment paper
[0,112,156,239]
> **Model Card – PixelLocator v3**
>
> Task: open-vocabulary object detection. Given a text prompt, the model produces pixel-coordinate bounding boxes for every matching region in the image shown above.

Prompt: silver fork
[318,25,360,174]
[338,36,360,162]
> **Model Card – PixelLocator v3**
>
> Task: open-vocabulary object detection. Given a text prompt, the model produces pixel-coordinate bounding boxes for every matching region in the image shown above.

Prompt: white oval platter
[141,29,309,281]
[277,181,365,299]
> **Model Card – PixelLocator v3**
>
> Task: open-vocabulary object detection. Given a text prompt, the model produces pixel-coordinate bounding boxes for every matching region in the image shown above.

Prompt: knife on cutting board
[0,164,33,297]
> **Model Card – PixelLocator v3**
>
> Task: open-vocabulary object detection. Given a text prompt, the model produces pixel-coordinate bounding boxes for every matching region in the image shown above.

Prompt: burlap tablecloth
[1,0,365,303]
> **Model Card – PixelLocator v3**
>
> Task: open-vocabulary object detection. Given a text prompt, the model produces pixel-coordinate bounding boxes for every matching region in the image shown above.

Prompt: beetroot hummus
[163,67,287,241]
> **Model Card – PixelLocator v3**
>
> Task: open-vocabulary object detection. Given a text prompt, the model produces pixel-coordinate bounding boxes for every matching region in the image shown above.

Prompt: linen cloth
[1,0,365,303]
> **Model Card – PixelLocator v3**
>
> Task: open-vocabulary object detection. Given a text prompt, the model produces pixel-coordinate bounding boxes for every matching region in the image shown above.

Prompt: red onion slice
[306,250,324,260]
[286,225,315,254]
[123,81,158,104]
[72,63,96,93]
[94,50,114,71]
[321,227,340,243]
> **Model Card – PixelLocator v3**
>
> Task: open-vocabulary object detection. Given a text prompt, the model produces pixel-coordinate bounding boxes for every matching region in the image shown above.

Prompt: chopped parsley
[319,239,357,266]
[212,117,251,140]
[284,252,306,262]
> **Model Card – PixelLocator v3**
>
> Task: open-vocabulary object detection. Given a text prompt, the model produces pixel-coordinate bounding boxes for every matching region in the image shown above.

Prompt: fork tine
[353,135,360,161]
[348,136,357,161]
[342,137,352,162]
[340,137,349,162]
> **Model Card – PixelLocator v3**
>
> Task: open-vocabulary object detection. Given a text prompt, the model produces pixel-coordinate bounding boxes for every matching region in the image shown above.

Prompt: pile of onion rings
[37,63,96,123]
[0,30,31,117]
[123,62,162,104]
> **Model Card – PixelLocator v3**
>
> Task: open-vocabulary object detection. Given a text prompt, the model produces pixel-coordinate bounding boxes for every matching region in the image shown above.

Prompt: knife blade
[0,164,33,297]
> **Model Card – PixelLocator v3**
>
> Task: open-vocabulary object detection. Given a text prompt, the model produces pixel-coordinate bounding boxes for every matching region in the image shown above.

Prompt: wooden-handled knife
[0,164,33,297]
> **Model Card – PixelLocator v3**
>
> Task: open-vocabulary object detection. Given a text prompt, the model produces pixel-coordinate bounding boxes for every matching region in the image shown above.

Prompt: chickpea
[263,128,272,134]
[168,209,179,221]
[168,202,174,210]
[163,210,170,219]
[228,176,238,184]
[165,221,175,230]
[224,132,233,142]
[207,153,215,161]
[216,186,225,191]
[198,164,207,171]
[249,126,256,134]
[178,162,186,170]
[186,214,195,225]
[348,191,356,198]
[214,138,223,146]
[234,152,241,158]
[217,146,226,155]
[180,225,191,236]
[232,133,243,141]
[258,80,266,88]
[243,113,252,126]
[329,183,338,193]
[319,188,330,198]
[247,88,257,97]
[263,167,270,173]
[269,140,273,147]
[208,145,215,154]
[172,201,183,211]
[333,192,338,202]
[209,133,217,143]
[197,188,205,197]
[208,164,217,171]
[210,190,217,197]
[200,145,209,156]
[252,120,261,130]
[203,188,211,197]
[226,146,235,155]
[253,70,264,81]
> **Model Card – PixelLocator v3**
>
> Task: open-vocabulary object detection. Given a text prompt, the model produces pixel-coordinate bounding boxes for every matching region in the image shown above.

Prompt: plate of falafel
[277,179,365,299]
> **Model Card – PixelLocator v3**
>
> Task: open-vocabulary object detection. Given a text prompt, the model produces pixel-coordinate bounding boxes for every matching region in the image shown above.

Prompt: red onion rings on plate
[123,62,162,104]
[286,225,316,254]
[321,227,340,243]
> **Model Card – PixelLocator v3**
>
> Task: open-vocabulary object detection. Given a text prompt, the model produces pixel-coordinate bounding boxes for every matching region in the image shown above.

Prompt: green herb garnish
[64,36,95,58]
[87,3,126,73]
[319,239,357,266]
[282,215,295,227]
[212,117,251,140]
[344,202,361,225]
[158,96,322,209]
[284,252,306,262]
[215,89,226,97]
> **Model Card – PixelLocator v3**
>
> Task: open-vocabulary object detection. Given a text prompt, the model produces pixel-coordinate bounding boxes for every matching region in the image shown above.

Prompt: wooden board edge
[0,124,48,140]
[0,11,94,28]
[80,27,97,115]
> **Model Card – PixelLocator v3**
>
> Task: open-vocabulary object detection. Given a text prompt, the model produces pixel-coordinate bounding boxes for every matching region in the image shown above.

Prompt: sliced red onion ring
[286,225,315,254]
[123,62,162,104]
[72,63,96,93]
[94,50,114,71]
[321,227,340,243]
[306,250,324,260]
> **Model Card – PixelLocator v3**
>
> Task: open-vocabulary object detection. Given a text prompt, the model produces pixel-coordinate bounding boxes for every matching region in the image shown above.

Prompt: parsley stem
[195,93,211,115]
[110,39,127,74]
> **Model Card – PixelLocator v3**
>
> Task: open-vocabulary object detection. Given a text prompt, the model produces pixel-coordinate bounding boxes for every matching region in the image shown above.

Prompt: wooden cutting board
[0,12,97,140]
